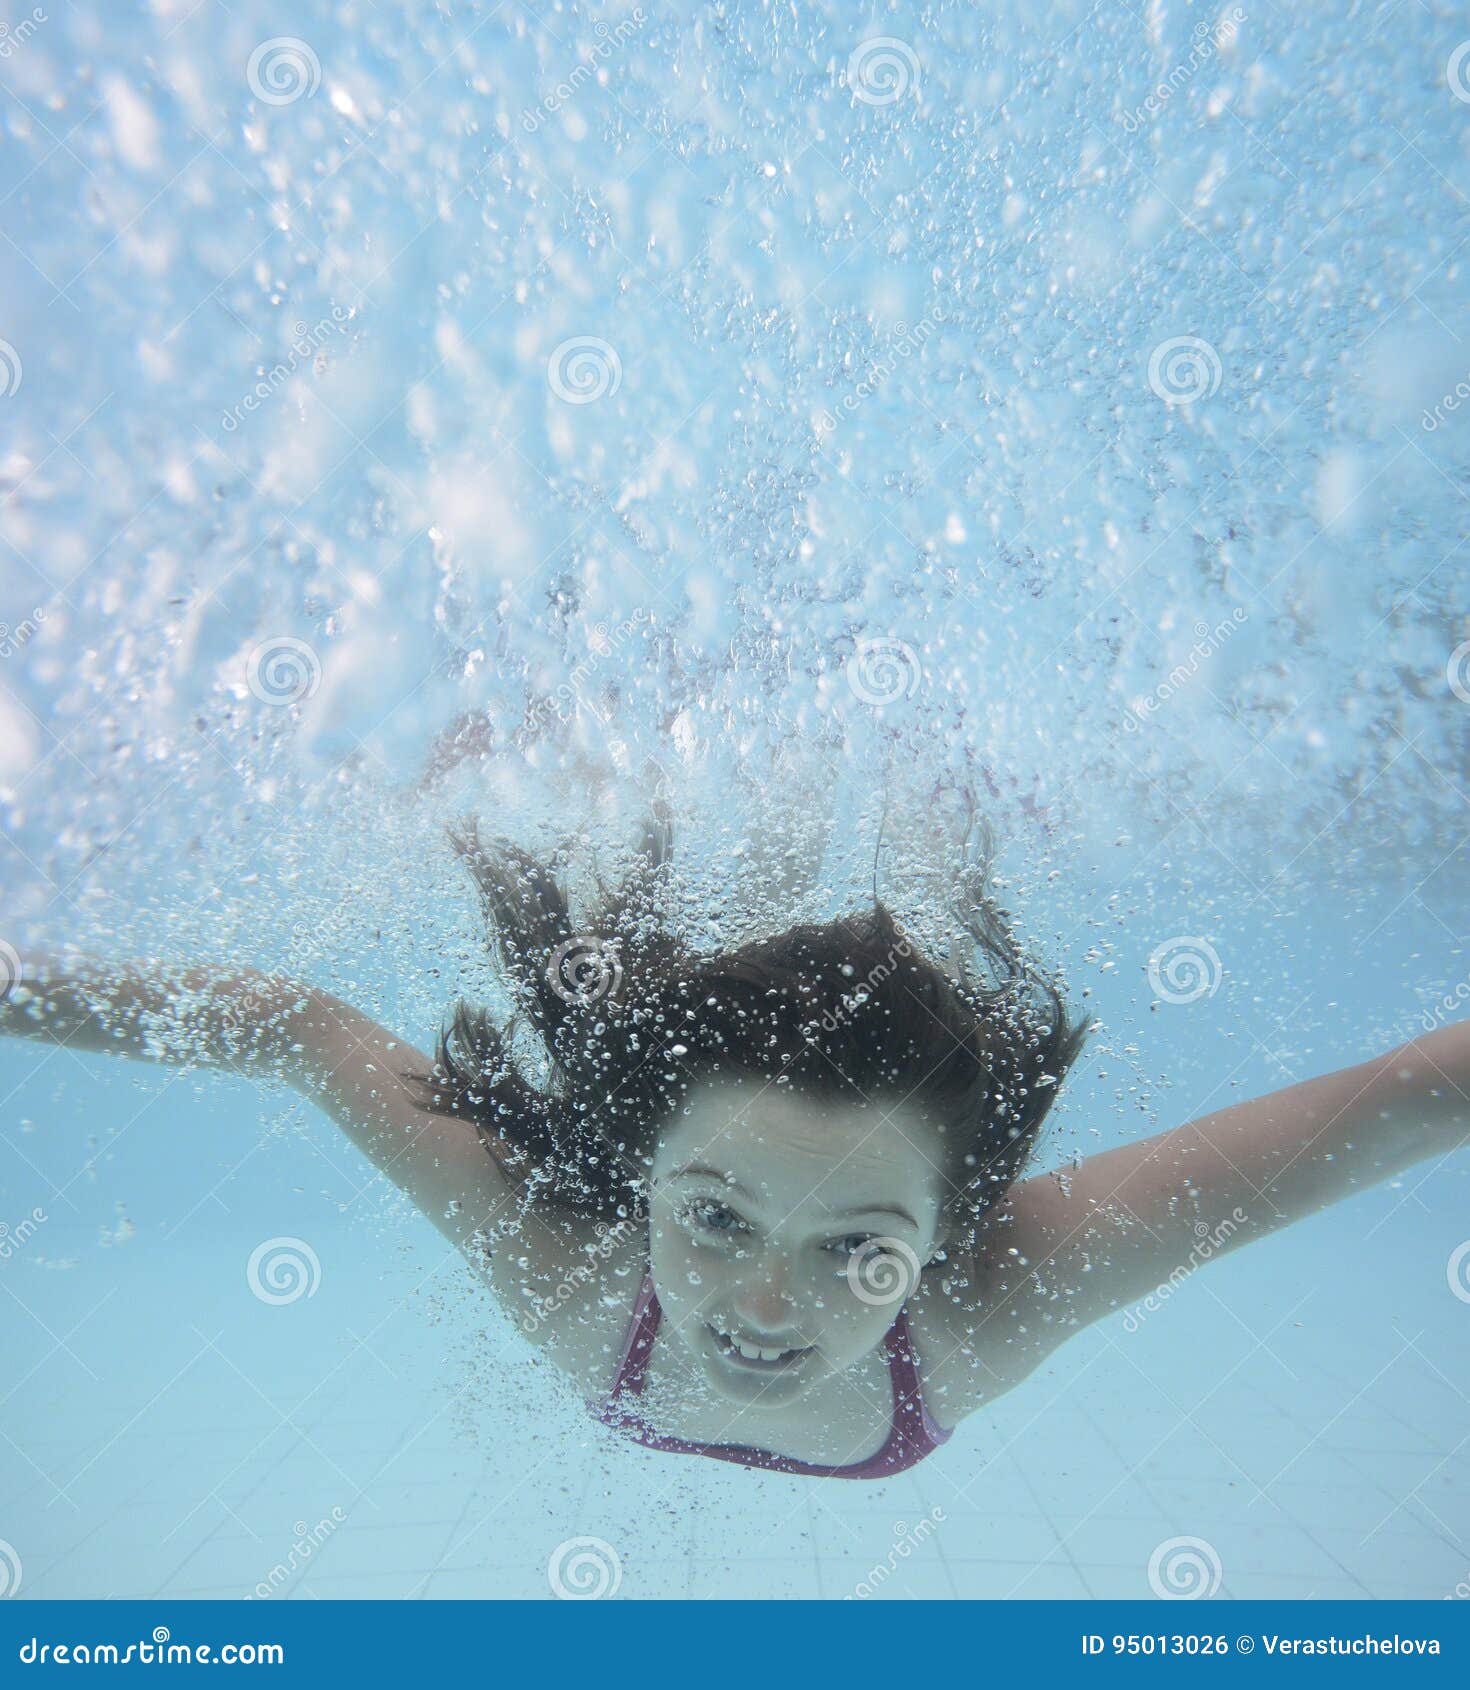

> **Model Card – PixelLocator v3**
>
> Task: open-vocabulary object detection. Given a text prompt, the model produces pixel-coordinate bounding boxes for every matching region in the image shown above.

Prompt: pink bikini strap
[885,1303,921,1396]
[885,1302,948,1447]
[607,1272,660,1402]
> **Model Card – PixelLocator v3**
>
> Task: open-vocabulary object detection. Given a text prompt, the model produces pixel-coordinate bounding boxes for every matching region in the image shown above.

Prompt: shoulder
[904,1198,1084,1430]
[276,994,651,1395]
[456,1203,649,1399]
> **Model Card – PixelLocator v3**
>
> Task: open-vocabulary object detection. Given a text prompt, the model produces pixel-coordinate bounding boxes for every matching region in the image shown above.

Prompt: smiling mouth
[705,1323,814,1370]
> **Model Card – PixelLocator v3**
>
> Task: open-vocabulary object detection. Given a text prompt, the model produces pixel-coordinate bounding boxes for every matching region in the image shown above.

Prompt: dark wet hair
[415,806,1092,1249]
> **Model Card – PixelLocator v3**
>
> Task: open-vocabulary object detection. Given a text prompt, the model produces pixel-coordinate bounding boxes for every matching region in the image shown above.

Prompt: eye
[677,1200,747,1238]
[826,1232,881,1260]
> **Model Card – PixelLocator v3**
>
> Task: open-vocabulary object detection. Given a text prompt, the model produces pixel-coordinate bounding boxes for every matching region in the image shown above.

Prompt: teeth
[723,1331,796,1363]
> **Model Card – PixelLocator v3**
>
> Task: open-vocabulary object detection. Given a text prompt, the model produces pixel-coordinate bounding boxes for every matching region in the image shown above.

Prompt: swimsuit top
[589,1272,952,1480]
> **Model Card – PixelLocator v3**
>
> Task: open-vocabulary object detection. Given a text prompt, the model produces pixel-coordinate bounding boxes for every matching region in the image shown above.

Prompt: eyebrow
[666,1168,918,1230]
[832,1204,920,1229]
[666,1164,755,1198]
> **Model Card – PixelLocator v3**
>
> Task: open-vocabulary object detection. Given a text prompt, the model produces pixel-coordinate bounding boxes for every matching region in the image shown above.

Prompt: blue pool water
[0,0,1468,1599]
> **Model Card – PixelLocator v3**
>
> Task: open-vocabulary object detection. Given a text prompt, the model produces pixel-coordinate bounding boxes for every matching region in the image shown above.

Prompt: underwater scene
[0,0,1468,1602]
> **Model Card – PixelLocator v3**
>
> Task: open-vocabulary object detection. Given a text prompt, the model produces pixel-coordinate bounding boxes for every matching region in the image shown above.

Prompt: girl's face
[647,1073,950,1408]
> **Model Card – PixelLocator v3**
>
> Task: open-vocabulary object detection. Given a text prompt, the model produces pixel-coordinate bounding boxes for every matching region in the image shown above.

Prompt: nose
[730,1248,801,1335]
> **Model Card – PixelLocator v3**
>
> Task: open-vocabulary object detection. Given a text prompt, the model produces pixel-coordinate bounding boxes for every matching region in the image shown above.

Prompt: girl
[3,809,1466,1480]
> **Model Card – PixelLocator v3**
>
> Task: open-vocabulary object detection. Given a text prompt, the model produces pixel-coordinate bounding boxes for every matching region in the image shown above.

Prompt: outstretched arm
[0,952,508,1250]
[928,1020,1470,1403]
